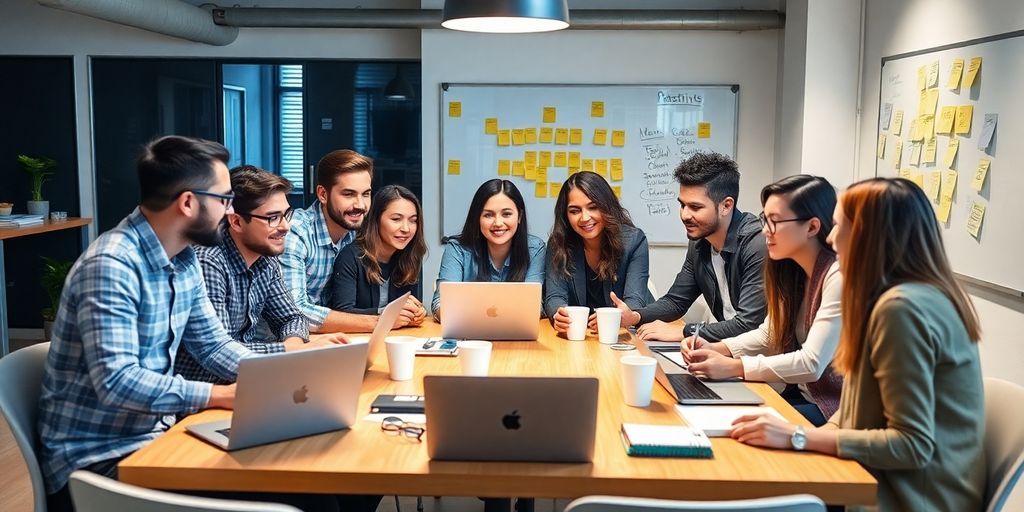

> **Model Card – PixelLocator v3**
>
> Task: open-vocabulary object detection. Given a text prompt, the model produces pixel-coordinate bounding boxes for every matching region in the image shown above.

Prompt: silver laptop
[439,282,541,340]
[353,292,411,369]
[186,342,368,451]
[634,338,764,405]
[424,376,598,462]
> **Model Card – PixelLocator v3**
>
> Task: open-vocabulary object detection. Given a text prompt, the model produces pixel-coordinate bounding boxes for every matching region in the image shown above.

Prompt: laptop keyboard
[216,427,231,438]
[667,373,722,401]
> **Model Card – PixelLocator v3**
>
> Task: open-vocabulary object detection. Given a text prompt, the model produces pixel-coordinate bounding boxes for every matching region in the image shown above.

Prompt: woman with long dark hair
[730,178,984,511]
[432,179,545,320]
[544,171,653,333]
[330,185,427,328]
[683,175,842,425]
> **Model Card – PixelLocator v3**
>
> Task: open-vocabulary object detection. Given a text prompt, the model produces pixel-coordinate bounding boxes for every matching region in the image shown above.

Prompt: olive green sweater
[830,283,984,511]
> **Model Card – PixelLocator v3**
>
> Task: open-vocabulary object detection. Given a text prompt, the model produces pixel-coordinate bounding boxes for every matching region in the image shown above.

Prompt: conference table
[119,321,877,506]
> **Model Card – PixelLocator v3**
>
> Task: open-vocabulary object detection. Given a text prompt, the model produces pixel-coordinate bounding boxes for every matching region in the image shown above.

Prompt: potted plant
[17,154,57,218]
[40,256,72,340]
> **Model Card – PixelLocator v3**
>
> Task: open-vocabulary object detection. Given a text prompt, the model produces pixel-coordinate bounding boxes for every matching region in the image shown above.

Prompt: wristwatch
[791,425,807,451]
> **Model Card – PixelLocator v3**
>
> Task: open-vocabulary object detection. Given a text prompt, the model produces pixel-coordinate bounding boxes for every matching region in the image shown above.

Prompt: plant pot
[43,320,55,341]
[27,200,49,218]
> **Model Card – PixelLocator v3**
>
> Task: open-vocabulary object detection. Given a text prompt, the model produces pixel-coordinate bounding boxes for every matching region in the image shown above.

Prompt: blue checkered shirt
[279,203,355,329]
[174,226,309,384]
[37,208,250,493]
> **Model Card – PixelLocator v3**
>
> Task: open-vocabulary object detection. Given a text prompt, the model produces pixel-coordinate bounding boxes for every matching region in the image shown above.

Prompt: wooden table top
[119,321,876,505]
[0,217,91,240]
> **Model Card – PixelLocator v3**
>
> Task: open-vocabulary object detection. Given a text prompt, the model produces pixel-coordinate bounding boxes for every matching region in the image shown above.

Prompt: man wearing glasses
[174,165,350,385]
[610,152,768,343]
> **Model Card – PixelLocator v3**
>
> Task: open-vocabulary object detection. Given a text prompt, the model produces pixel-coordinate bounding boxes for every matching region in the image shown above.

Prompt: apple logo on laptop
[486,306,498,318]
[292,385,309,404]
[502,410,521,430]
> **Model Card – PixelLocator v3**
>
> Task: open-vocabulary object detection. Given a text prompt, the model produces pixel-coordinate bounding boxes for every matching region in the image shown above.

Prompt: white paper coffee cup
[596,307,622,344]
[565,306,590,341]
[459,340,492,376]
[620,355,657,407]
[384,336,418,381]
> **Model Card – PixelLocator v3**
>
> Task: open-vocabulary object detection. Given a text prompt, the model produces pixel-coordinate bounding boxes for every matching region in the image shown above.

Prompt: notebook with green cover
[620,423,713,458]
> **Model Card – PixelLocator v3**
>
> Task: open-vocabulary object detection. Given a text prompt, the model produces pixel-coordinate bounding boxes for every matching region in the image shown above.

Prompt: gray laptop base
[639,341,764,406]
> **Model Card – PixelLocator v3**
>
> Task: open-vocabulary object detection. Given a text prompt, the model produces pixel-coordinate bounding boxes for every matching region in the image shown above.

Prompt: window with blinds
[278,65,304,191]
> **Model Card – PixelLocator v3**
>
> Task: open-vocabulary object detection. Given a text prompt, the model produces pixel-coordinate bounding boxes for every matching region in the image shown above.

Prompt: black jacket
[328,242,418,315]
[637,209,767,342]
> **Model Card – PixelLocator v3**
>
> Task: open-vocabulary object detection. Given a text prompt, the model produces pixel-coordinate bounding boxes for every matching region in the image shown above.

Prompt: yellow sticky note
[514,160,526,178]
[909,143,922,167]
[697,122,712,139]
[910,173,926,189]
[923,137,937,164]
[447,159,461,175]
[512,128,525,146]
[497,130,511,146]
[908,118,922,142]
[591,101,605,118]
[554,151,567,167]
[535,182,547,198]
[877,133,887,159]
[524,151,537,166]
[963,57,982,89]
[522,163,535,178]
[937,195,953,223]
[555,128,569,145]
[550,182,562,197]
[898,168,913,180]
[612,185,622,199]
[918,88,939,116]
[498,160,510,176]
[919,115,935,139]
[539,151,552,167]
[611,158,623,178]
[893,139,903,169]
[917,65,927,91]
[972,159,991,192]
[593,128,608,146]
[937,106,956,134]
[943,139,960,168]
[448,101,462,118]
[940,169,958,200]
[926,60,939,88]
[543,106,556,124]
[569,128,583,145]
[892,110,904,136]
[525,128,537,144]
[947,58,964,90]
[955,105,974,134]
[966,201,986,238]
[596,159,609,177]
[485,118,498,134]
[568,166,580,176]
[539,127,554,144]
[611,130,626,147]
[582,159,594,171]
[568,151,581,168]
[536,166,548,184]
[927,171,942,201]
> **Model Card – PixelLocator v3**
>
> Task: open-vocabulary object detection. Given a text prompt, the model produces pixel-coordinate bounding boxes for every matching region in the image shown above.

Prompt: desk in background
[119,321,876,506]
[0,217,91,356]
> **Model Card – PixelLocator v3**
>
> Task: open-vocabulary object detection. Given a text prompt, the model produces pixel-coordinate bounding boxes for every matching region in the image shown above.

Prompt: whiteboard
[875,30,1024,296]
[440,84,738,245]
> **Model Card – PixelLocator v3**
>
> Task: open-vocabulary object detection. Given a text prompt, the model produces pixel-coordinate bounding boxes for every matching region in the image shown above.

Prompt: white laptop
[424,375,598,462]
[439,282,541,340]
[186,342,368,451]
[350,292,412,368]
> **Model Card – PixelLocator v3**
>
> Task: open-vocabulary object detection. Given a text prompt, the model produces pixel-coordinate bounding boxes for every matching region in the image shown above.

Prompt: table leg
[0,239,8,357]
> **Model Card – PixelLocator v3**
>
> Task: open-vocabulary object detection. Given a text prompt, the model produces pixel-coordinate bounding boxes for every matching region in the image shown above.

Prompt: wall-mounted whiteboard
[876,30,1023,296]
[440,83,738,246]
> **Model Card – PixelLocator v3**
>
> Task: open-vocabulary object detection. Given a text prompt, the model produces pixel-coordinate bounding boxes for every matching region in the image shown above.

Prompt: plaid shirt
[279,203,355,329]
[174,226,309,384]
[37,208,250,493]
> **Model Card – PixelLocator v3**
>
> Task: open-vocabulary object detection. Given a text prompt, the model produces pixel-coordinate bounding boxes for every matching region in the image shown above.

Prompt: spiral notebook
[620,423,713,458]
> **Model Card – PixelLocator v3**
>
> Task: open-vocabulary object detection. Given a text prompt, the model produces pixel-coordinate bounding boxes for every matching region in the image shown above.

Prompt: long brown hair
[548,171,634,281]
[356,185,426,287]
[833,178,981,375]
[761,175,836,354]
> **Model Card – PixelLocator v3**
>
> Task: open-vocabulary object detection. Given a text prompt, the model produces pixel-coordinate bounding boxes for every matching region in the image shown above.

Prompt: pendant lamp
[442,0,570,33]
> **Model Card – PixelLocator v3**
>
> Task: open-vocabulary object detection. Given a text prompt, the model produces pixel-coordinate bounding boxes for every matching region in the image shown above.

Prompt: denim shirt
[431,234,546,312]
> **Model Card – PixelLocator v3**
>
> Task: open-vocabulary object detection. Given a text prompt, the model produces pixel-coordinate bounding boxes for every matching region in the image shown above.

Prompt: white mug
[458,340,492,376]
[384,336,418,381]
[564,306,590,341]
[620,355,657,407]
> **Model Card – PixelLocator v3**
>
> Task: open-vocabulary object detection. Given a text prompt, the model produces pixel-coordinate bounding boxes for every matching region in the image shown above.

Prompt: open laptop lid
[438,282,541,340]
[633,335,764,406]
[362,292,411,368]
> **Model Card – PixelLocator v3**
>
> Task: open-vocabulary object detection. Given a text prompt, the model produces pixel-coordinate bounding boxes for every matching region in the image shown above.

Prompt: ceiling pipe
[213,8,784,31]
[37,0,238,45]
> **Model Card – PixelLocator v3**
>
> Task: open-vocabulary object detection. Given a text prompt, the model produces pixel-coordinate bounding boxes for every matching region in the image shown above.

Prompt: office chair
[984,378,1024,512]
[69,471,302,512]
[564,494,826,512]
[0,341,51,512]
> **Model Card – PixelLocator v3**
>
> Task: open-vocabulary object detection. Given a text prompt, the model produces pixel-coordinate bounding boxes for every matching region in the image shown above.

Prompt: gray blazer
[543,224,654,319]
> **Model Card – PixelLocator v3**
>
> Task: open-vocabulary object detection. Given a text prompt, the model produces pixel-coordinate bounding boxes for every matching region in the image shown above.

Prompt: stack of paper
[675,405,786,437]
[0,214,44,228]
[620,423,713,458]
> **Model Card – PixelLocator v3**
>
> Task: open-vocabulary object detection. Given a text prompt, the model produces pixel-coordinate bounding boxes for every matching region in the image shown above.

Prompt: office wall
[856,0,1024,392]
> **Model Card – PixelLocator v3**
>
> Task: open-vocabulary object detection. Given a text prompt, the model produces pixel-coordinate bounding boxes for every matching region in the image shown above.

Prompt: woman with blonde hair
[730,178,984,511]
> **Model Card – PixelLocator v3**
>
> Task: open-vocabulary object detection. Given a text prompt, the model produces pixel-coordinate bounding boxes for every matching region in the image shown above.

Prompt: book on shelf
[0,214,45,228]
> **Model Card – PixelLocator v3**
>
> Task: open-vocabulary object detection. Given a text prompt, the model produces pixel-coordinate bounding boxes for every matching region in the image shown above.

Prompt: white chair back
[564,494,826,512]
[0,342,51,512]
[984,378,1024,512]
[69,471,302,512]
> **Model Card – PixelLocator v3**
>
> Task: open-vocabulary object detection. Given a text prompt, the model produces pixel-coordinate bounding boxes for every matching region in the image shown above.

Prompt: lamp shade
[442,0,569,33]
[384,68,415,101]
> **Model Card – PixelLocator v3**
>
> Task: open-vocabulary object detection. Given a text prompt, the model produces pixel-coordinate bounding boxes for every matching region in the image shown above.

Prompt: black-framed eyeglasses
[190,189,235,208]
[759,212,811,234]
[380,416,425,441]
[240,207,295,228]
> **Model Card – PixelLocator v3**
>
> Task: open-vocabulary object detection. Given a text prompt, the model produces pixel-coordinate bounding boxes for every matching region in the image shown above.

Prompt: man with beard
[611,152,767,342]
[174,165,350,384]
[37,136,251,511]
[282,149,419,333]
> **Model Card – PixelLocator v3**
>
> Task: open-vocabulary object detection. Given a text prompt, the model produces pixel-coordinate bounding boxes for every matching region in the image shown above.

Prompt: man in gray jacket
[612,152,767,342]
